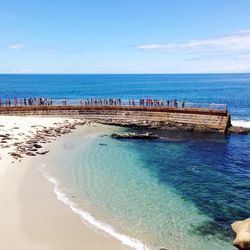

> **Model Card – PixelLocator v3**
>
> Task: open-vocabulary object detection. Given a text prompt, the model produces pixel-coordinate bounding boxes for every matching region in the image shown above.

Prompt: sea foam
[39,164,151,250]
[231,120,250,128]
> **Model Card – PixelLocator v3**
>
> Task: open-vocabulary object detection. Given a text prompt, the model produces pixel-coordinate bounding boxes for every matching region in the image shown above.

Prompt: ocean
[0,73,250,124]
[1,74,250,249]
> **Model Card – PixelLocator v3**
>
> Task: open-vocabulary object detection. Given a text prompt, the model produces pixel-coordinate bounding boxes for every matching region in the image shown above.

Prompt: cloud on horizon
[133,30,250,73]
[6,43,29,49]
[8,68,36,74]
[134,30,250,56]
[4,43,83,54]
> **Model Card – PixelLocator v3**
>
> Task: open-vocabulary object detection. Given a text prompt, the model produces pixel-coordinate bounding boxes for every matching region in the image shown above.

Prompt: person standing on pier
[182,99,186,108]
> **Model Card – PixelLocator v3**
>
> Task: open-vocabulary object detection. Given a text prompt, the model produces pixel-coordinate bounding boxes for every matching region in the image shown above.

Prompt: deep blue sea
[1,74,249,249]
[0,73,250,122]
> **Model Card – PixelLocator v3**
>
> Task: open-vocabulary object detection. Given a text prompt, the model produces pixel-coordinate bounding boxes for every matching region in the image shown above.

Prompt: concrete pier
[0,103,231,133]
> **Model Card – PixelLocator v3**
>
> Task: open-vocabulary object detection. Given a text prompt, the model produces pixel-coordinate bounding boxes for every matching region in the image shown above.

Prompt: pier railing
[0,98,228,111]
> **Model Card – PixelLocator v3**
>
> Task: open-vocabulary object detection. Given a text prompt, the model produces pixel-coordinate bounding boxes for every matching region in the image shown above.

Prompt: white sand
[0,116,132,250]
[0,116,76,173]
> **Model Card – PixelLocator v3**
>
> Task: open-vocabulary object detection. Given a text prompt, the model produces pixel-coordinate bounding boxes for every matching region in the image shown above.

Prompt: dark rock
[26,152,36,156]
[33,143,42,148]
[3,137,12,140]
[111,132,159,139]
[10,152,22,159]
[26,139,38,144]
[29,148,38,152]
[229,126,249,134]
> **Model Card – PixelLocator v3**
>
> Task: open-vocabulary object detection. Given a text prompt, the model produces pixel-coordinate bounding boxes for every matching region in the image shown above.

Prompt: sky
[1,0,250,74]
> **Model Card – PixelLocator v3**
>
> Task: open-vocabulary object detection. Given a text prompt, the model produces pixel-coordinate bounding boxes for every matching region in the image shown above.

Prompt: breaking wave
[231,120,250,128]
[39,164,151,250]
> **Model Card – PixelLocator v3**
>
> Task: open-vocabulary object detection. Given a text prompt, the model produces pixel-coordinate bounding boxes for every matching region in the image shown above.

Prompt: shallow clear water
[41,126,249,250]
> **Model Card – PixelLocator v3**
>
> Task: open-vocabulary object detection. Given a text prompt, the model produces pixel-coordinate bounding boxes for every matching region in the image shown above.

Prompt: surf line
[38,164,151,250]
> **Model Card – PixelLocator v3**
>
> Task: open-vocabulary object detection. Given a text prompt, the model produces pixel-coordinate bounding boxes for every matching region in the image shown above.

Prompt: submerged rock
[232,218,250,249]
[111,132,159,139]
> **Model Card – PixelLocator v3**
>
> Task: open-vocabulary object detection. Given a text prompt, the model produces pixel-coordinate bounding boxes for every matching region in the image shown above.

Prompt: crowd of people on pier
[0,97,186,108]
[0,97,54,106]
[80,98,122,106]
[137,98,184,108]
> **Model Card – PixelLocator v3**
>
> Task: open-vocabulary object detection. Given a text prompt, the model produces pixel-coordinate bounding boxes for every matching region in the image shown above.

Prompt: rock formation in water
[232,218,250,249]
[228,126,250,134]
[111,132,159,139]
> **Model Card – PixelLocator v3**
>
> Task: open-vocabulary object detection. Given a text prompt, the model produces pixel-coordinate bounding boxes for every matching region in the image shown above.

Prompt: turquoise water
[1,74,249,249]
[40,125,249,250]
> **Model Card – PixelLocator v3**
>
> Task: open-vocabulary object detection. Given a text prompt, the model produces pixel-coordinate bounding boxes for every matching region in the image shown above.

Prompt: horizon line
[0,72,249,75]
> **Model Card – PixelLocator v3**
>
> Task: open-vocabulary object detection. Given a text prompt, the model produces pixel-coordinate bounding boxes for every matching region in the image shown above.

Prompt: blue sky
[1,0,250,73]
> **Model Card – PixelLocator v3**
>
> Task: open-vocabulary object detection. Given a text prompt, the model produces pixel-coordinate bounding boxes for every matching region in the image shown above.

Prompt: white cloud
[133,30,250,73]
[4,42,83,54]
[134,30,250,55]
[6,43,29,49]
[8,68,36,74]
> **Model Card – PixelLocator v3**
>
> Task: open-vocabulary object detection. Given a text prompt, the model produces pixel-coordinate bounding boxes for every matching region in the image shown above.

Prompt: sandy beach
[0,116,132,250]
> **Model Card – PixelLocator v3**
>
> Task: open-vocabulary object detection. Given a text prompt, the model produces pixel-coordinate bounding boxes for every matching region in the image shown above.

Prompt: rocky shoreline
[1,117,249,162]
[0,119,87,161]
[228,126,250,134]
[1,118,248,162]
[96,118,249,134]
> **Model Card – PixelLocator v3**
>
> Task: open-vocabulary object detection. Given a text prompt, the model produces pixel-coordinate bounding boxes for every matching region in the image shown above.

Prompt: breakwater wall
[0,105,231,133]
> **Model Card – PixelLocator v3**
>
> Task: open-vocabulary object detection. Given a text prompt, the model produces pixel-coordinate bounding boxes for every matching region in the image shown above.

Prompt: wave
[39,165,151,250]
[231,120,250,128]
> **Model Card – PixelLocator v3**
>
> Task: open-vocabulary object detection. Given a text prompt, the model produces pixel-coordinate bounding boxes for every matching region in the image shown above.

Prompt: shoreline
[0,115,248,250]
[0,116,134,250]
